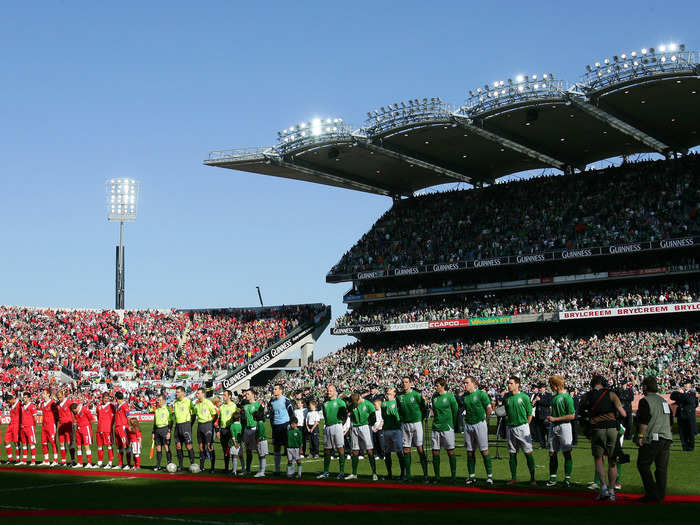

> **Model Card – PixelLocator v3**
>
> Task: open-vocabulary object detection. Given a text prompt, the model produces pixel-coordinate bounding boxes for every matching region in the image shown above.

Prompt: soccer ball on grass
[166,463,177,473]
[189,463,201,474]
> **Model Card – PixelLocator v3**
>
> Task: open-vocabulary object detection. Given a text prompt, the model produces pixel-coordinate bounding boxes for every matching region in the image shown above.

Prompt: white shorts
[323,423,344,451]
[257,440,268,457]
[287,447,300,462]
[351,426,373,451]
[549,422,573,453]
[464,420,489,452]
[401,422,424,448]
[383,429,402,453]
[243,428,257,450]
[507,424,533,454]
[130,441,141,456]
[230,444,241,457]
[431,429,455,451]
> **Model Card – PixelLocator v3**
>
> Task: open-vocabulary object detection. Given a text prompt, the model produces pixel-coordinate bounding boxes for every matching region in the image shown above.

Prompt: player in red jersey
[56,390,76,466]
[70,402,95,468]
[19,392,39,465]
[3,394,21,463]
[96,392,116,469]
[40,389,59,466]
[126,417,142,469]
[113,391,131,469]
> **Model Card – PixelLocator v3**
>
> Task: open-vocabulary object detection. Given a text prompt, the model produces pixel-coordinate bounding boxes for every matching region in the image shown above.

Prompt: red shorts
[58,422,73,444]
[41,425,57,445]
[97,431,112,447]
[75,426,93,447]
[20,427,36,446]
[4,426,19,444]
[115,425,128,448]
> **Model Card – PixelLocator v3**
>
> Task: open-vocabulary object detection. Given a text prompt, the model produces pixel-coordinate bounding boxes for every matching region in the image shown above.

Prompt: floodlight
[668,43,677,52]
[106,178,139,222]
[621,54,627,59]
[515,75,524,82]
[658,45,666,52]
[641,48,647,55]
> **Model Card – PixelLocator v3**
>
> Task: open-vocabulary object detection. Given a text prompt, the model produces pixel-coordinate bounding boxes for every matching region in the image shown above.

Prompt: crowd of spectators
[0,304,322,395]
[329,156,699,276]
[336,280,698,326]
[273,327,698,400]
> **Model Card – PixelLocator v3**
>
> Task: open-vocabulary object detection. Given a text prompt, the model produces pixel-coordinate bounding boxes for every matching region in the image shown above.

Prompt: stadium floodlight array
[460,74,567,116]
[362,97,455,134]
[581,43,697,91]
[275,118,353,154]
[106,178,140,222]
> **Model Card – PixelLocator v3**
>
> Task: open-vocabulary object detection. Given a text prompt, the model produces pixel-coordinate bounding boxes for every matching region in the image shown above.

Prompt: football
[166,463,177,474]
[189,464,201,474]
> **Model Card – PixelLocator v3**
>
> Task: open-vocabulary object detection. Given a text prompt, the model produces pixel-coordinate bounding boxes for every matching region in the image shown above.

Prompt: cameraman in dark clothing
[618,384,635,439]
[671,383,698,452]
[636,376,673,503]
[532,385,551,448]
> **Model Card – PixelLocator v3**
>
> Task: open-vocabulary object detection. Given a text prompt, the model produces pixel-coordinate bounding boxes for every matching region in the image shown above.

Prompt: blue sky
[0,1,697,357]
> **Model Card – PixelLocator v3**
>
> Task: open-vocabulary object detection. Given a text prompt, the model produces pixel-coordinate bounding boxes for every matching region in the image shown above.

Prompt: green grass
[1,421,698,524]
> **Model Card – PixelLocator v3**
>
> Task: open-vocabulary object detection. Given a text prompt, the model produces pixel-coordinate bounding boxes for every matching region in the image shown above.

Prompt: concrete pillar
[301,342,314,366]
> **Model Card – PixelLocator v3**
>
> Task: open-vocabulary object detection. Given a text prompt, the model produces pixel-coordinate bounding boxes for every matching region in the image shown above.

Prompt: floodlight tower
[106,178,140,309]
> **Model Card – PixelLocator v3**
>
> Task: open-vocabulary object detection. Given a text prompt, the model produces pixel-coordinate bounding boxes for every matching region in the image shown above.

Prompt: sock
[397,451,406,476]
[448,454,457,480]
[432,455,440,478]
[42,444,49,459]
[404,452,412,477]
[483,454,493,477]
[50,442,58,461]
[549,454,558,479]
[6,444,12,461]
[339,453,346,474]
[323,452,331,473]
[188,448,194,465]
[233,456,238,474]
[166,450,172,464]
[60,445,66,464]
[108,449,113,463]
[526,454,536,481]
[77,449,82,464]
[368,453,376,474]
[617,464,622,483]
[594,471,601,484]
[297,463,302,476]
[22,446,27,462]
[210,450,215,471]
[86,450,91,464]
[98,449,104,463]
[384,455,393,477]
[467,455,476,476]
[135,456,140,468]
[419,451,428,477]
[351,455,359,475]
[177,449,184,468]
[564,453,572,479]
[259,456,266,474]
[274,453,282,473]
[509,454,518,480]
[287,464,294,476]
[118,449,124,466]
[224,449,230,472]
[200,451,205,470]
[156,451,162,468]
[246,450,253,472]
[70,445,75,461]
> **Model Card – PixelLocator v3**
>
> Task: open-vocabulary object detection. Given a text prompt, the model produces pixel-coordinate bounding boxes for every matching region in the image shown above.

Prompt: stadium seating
[329,156,699,277]
[335,280,698,326]
[0,304,323,394]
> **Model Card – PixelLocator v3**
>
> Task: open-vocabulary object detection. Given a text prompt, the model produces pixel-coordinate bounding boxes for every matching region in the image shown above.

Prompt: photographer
[636,376,672,503]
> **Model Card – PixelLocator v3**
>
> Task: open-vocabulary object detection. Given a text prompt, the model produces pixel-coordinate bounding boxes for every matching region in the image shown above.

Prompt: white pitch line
[122,515,262,525]
[0,476,135,493]
[0,505,45,510]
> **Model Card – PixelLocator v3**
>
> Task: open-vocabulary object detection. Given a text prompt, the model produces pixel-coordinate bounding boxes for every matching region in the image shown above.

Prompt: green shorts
[591,428,617,459]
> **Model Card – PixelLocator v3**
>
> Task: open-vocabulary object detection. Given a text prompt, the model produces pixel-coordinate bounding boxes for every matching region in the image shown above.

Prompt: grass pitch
[1,420,698,524]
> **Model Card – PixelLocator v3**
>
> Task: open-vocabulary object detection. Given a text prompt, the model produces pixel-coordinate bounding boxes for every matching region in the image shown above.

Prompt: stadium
[1,12,700,524]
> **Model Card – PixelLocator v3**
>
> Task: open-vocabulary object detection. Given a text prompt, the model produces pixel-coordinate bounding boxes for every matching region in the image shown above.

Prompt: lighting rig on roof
[461,73,567,116]
[275,117,352,153]
[581,43,696,91]
[363,97,454,134]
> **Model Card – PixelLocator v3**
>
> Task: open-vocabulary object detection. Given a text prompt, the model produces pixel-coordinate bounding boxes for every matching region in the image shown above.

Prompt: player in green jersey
[242,389,262,475]
[462,376,493,485]
[380,387,405,480]
[503,376,536,485]
[397,376,429,482]
[216,390,238,473]
[173,386,196,470]
[430,378,459,484]
[347,393,378,480]
[546,375,575,487]
[317,384,348,480]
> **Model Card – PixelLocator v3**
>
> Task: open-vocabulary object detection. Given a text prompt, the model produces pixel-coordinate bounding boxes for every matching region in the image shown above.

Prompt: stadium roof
[205,45,700,197]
